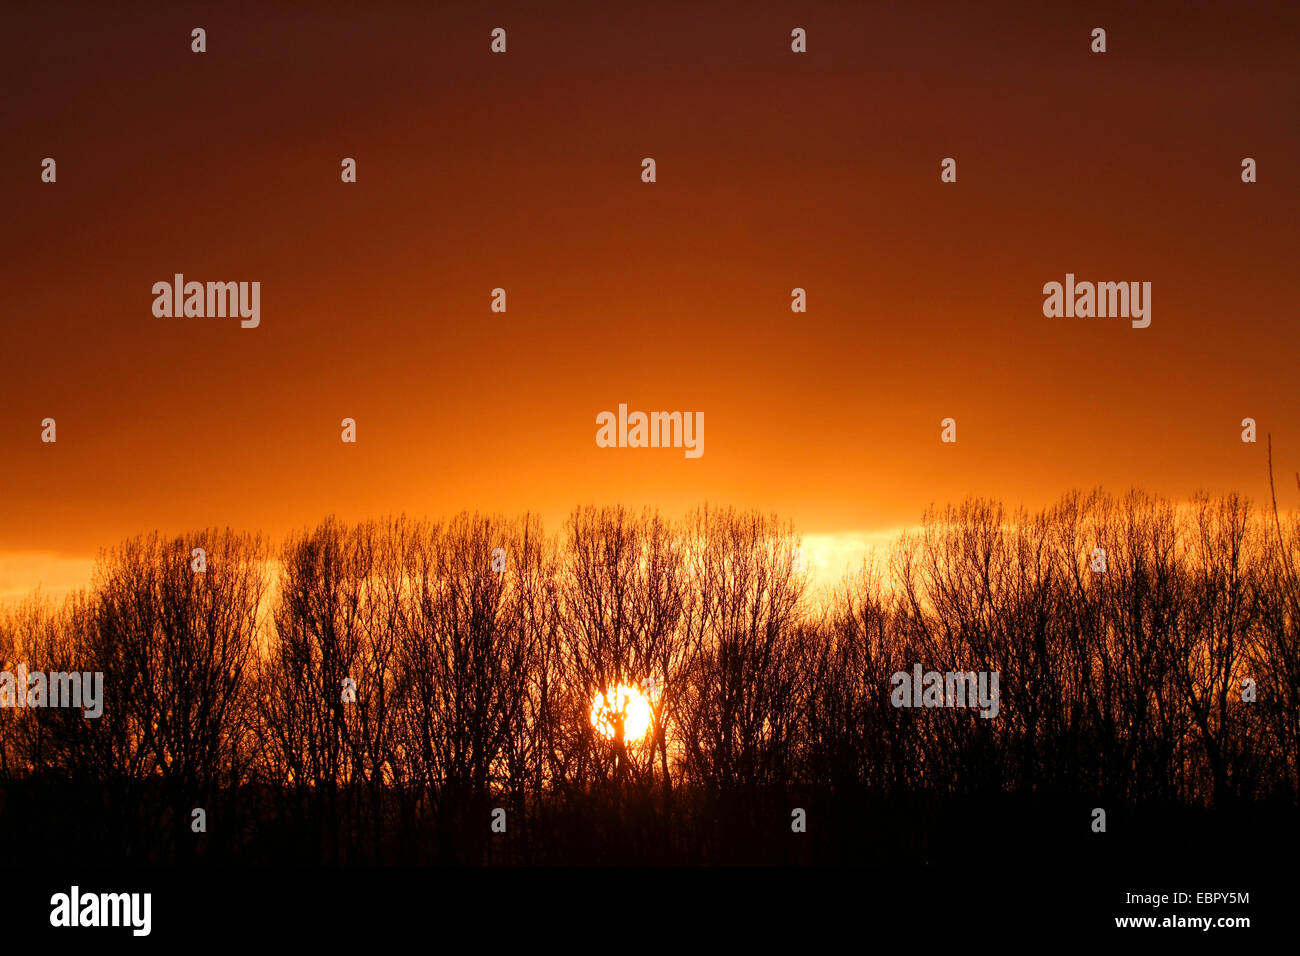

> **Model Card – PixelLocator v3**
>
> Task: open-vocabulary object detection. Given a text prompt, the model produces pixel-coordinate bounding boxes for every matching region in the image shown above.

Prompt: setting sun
[590,684,653,743]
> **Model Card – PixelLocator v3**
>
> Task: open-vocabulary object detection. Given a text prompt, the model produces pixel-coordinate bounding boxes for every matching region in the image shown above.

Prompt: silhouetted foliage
[2,487,1298,865]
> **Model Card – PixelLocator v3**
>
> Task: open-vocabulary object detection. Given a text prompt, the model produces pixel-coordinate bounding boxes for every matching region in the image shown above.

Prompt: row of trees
[1,489,1297,863]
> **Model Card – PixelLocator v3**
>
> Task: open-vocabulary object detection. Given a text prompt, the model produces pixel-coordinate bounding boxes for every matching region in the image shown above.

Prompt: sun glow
[590,683,653,743]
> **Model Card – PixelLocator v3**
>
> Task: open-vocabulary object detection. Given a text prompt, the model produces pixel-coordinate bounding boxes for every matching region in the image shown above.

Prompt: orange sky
[2,0,1298,599]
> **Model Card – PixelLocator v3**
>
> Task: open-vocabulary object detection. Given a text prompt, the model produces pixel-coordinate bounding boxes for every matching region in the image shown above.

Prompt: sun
[590,683,653,743]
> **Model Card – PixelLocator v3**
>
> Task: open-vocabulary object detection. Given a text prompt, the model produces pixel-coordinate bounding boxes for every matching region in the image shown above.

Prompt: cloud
[0,552,95,605]
[799,529,904,592]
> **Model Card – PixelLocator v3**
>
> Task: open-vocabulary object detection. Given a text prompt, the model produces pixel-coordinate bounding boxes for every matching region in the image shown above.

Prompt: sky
[2,0,1298,600]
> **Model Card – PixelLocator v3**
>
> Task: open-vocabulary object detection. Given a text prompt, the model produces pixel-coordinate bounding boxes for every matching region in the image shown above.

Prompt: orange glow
[1,3,1297,605]
[590,684,653,743]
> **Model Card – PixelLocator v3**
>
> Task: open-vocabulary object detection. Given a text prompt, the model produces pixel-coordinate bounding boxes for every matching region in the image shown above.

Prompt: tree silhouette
[2,486,1297,865]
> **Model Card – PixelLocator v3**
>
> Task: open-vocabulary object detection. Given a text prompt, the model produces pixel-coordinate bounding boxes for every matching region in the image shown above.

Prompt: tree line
[1,489,1297,864]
